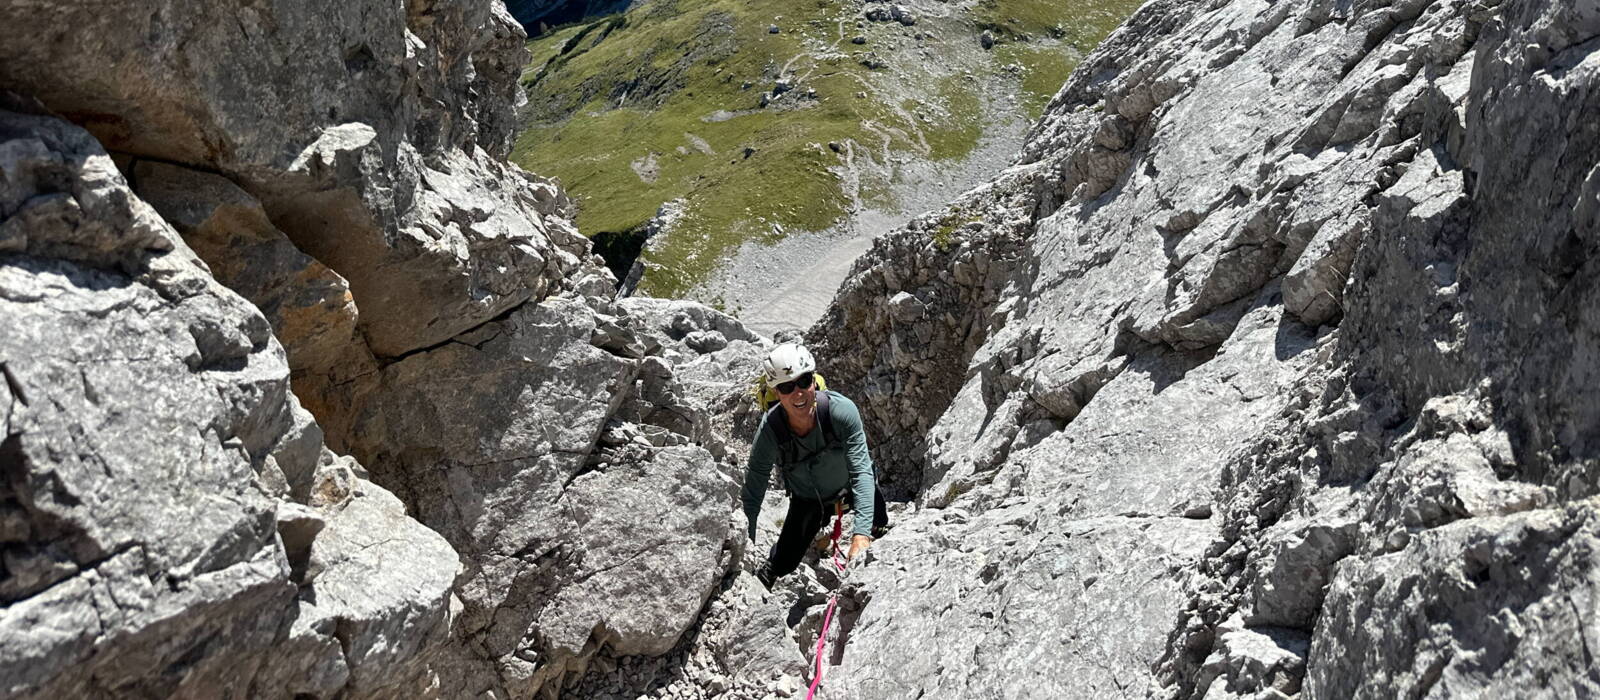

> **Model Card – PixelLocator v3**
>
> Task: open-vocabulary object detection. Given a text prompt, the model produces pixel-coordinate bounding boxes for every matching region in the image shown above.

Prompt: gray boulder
[344,295,744,696]
[1308,504,1600,697]
[0,107,456,699]
[0,0,595,358]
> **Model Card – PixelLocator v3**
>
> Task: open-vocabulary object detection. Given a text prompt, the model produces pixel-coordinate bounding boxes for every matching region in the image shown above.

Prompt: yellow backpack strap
[754,374,773,412]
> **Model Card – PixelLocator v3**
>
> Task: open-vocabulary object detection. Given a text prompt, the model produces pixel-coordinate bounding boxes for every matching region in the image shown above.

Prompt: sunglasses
[775,372,814,395]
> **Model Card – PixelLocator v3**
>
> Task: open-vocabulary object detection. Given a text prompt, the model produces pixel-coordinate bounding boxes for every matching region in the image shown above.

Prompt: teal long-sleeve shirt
[741,391,876,539]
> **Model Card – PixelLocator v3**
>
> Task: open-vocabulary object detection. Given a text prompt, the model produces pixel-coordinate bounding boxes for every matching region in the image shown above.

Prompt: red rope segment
[806,503,848,700]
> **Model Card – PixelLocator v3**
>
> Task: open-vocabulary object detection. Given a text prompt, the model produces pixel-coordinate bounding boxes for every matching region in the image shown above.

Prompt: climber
[743,342,888,589]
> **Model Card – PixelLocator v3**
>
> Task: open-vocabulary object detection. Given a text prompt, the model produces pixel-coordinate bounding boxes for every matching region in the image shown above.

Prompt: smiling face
[777,372,817,422]
[782,381,816,414]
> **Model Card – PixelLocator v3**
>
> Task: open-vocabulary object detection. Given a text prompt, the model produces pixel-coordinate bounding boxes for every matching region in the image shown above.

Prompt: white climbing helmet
[762,342,816,384]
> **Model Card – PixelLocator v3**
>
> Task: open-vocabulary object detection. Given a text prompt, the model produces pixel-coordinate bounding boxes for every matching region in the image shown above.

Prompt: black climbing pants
[764,488,889,580]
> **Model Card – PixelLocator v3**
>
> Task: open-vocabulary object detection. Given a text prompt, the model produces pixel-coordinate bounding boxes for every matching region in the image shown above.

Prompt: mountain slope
[511,0,1140,303]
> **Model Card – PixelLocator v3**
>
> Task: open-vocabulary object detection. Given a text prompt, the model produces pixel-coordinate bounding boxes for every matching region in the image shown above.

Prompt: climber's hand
[846,535,872,559]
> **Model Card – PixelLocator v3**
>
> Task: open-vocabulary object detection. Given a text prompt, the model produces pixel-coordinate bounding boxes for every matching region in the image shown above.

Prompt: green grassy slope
[512,0,1144,297]
[982,0,1150,119]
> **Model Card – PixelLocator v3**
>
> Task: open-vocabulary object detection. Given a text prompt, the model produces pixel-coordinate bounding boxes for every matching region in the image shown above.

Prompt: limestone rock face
[1307,503,1600,697]
[807,172,1032,498]
[0,107,457,699]
[2,0,784,695]
[0,0,592,358]
[0,0,775,697]
[339,292,763,696]
[7,0,1599,694]
[802,0,1600,695]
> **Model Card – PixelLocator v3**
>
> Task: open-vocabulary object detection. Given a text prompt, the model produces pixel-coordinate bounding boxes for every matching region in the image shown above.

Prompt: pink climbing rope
[806,503,848,700]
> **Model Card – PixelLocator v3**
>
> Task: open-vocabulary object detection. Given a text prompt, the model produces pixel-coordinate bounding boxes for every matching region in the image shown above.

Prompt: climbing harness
[806,502,848,700]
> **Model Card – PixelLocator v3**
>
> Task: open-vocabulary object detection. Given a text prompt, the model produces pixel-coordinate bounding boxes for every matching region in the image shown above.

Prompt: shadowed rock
[132,161,359,378]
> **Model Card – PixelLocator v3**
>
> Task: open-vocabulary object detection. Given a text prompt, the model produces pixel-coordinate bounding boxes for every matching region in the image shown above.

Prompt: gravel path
[692,104,1029,339]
